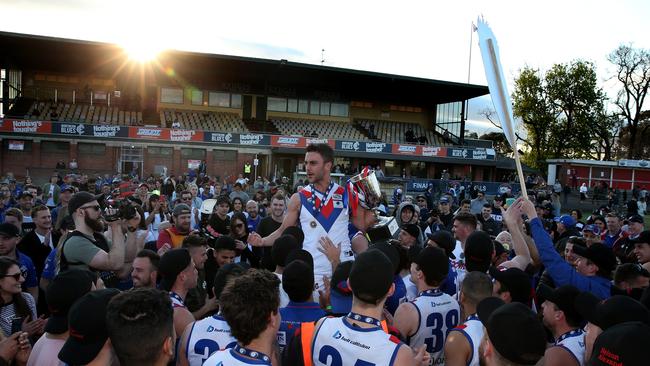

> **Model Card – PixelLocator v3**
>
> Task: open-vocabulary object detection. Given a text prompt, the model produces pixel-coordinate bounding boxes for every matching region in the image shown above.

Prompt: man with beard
[182,235,218,319]
[52,186,74,231]
[17,192,36,234]
[249,144,376,288]
[131,249,159,288]
[246,200,261,232]
[60,191,126,273]
[538,285,585,366]
[256,193,286,270]
[157,204,192,251]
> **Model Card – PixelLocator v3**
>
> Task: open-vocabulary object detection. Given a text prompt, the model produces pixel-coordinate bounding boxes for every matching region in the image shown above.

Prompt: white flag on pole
[476,17,517,149]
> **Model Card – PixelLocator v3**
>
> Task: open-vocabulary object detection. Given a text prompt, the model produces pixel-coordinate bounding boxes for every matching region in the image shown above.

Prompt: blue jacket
[530,217,611,299]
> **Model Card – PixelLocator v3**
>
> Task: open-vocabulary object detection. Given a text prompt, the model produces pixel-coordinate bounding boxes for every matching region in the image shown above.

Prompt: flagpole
[485,39,528,199]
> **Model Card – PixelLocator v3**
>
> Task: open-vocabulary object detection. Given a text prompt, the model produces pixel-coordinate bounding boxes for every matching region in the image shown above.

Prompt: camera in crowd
[99,194,139,222]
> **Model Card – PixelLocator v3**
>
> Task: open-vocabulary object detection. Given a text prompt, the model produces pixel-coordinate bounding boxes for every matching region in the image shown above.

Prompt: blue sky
[2,0,649,134]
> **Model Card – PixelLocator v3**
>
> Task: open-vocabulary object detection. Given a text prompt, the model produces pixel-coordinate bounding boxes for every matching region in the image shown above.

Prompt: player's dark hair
[106,288,173,365]
[454,212,477,230]
[306,143,334,163]
[219,269,280,345]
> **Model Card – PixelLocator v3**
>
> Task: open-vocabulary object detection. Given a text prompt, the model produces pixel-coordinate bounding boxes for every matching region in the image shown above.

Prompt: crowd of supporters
[0,161,647,366]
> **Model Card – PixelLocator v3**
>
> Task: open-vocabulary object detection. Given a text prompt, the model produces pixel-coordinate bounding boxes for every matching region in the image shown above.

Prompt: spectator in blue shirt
[0,223,38,302]
[517,198,614,299]
[278,260,326,353]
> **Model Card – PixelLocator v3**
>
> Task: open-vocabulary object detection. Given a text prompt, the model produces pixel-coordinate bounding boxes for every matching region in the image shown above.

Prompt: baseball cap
[413,246,449,284]
[439,196,450,204]
[330,261,354,314]
[574,292,650,330]
[632,230,650,246]
[589,322,650,366]
[349,250,394,304]
[571,242,616,274]
[493,240,507,257]
[158,249,192,291]
[138,183,149,189]
[45,270,96,334]
[494,195,504,202]
[536,284,582,324]
[18,191,33,199]
[68,191,102,214]
[0,223,20,238]
[489,267,533,304]
[61,185,75,193]
[477,297,547,365]
[628,214,644,224]
[58,288,121,365]
[172,203,191,217]
[401,224,420,240]
[465,231,494,272]
[554,214,576,228]
[426,230,456,259]
[583,224,601,235]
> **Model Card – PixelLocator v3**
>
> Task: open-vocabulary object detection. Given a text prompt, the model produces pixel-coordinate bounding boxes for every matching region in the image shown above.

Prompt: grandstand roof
[0,31,489,106]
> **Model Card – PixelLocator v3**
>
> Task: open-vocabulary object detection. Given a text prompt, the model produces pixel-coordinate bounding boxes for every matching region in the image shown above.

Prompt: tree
[608,45,650,159]
[479,131,512,156]
[511,61,609,168]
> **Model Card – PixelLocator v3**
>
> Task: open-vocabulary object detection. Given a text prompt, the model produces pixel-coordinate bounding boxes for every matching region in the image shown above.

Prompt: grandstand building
[0,31,500,184]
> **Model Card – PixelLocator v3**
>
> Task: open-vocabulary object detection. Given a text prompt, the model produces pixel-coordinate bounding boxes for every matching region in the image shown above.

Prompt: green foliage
[511,61,612,168]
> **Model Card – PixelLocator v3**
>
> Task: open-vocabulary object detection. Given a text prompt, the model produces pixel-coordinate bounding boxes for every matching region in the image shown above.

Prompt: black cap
[465,231,494,272]
[489,267,532,304]
[537,284,582,324]
[58,288,121,365]
[493,240,507,257]
[589,322,650,366]
[628,214,644,224]
[426,230,456,259]
[574,292,650,330]
[632,230,650,246]
[158,248,192,291]
[0,223,20,238]
[571,242,616,274]
[45,270,96,334]
[401,224,420,240]
[18,191,33,199]
[349,250,394,304]
[413,246,449,284]
[172,203,191,217]
[68,191,101,214]
[477,297,547,365]
[61,185,75,193]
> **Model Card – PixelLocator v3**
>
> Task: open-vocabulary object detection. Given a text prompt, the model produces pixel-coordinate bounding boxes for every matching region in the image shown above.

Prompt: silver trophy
[348,169,399,243]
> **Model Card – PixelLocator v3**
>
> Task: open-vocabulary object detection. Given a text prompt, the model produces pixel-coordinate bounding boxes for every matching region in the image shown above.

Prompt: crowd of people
[0,143,647,365]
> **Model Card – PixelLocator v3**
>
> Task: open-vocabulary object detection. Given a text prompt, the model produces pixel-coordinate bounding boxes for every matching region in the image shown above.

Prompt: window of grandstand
[384,160,401,176]
[213,150,237,160]
[161,87,184,104]
[298,100,309,114]
[231,94,242,108]
[3,139,31,152]
[181,148,205,159]
[436,101,463,137]
[148,146,173,156]
[41,141,69,154]
[410,161,427,178]
[268,97,348,117]
[268,97,288,112]
[191,90,203,105]
[78,142,106,155]
[309,101,320,115]
[208,92,241,108]
[319,102,330,116]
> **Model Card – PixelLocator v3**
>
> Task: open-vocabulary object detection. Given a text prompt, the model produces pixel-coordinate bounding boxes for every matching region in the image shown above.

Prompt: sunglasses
[235,223,245,228]
[182,197,192,201]
[80,205,101,211]
[1,272,22,280]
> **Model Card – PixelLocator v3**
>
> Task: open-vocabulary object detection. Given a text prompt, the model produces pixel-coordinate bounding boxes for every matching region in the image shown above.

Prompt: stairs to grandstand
[5,97,35,119]
[243,119,280,134]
